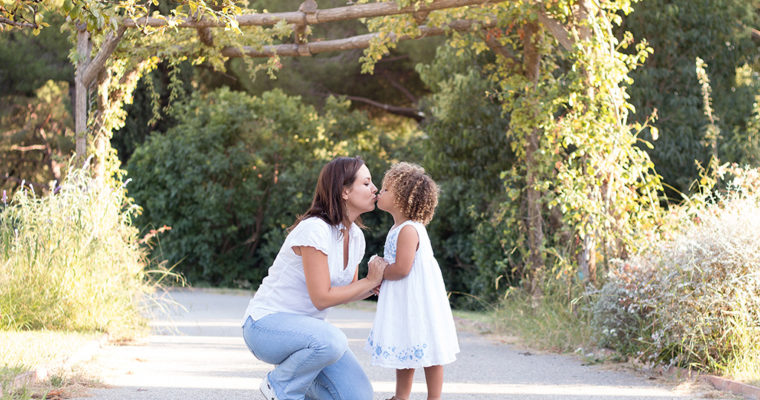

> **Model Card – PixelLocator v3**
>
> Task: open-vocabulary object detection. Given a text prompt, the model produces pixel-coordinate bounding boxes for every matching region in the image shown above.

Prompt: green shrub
[594,165,760,375]
[126,88,415,287]
[0,164,150,335]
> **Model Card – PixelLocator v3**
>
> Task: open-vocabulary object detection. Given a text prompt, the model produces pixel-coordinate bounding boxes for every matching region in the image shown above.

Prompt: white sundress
[366,220,459,368]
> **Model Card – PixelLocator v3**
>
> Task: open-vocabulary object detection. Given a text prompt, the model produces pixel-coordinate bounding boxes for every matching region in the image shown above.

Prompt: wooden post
[576,0,597,284]
[523,22,545,297]
[74,26,91,166]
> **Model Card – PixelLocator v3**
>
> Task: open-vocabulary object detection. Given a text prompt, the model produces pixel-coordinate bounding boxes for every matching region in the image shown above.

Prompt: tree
[112,1,441,166]
[0,80,74,193]
[623,0,760,195]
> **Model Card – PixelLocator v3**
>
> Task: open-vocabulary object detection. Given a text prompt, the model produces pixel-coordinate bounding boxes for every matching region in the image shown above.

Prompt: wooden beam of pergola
[220,19,497,58]
[123,0,497,28]
[0,16,37,29]
[74,0,580,174]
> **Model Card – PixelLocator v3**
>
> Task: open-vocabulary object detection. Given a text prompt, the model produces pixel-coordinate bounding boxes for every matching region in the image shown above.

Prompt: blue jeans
[242,313,373,400]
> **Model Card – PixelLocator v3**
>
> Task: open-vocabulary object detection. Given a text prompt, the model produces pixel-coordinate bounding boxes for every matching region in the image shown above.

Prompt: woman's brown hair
[291,156,366,229]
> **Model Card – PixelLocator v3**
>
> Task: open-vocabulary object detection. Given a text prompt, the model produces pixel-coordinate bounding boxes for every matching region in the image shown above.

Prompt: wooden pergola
[73,0,577,163]
[2,0,604,284]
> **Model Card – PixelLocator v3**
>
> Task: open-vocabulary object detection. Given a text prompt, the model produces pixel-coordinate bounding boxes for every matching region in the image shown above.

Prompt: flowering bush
[593,165,760,375]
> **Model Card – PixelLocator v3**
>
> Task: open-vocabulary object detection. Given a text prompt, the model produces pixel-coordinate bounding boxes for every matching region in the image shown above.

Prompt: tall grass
[492,284,596,353]
[0,165,152,336]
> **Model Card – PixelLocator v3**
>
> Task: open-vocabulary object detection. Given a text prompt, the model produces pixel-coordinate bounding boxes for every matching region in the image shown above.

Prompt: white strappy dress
[366,220,459,368]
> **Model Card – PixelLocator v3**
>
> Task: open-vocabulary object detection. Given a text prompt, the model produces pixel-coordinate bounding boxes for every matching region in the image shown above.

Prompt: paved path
[74,289,731,400]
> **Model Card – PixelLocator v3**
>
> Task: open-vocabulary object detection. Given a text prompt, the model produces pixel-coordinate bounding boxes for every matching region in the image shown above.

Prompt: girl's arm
[383,225,419,281]
[301,246,385,310]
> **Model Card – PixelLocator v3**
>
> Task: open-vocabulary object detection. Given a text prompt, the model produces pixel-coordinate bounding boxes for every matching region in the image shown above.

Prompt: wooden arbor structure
[72,0,581,174]
[3,0,608,284]
[75,0,487,164]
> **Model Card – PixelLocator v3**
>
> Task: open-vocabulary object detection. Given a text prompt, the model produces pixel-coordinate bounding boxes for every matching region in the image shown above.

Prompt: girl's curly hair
[383,162,439,225]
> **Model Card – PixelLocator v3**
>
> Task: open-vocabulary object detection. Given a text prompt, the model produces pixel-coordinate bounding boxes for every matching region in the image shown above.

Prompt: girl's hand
[367,255,388,285]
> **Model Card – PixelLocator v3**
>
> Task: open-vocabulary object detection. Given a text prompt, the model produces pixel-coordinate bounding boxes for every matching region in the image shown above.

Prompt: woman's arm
[301,246,385,310]
[383,225,419,281]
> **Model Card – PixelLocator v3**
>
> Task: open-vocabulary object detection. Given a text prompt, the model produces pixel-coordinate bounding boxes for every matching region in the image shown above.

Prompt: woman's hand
[302,246,384,309]
[367,255,388,285]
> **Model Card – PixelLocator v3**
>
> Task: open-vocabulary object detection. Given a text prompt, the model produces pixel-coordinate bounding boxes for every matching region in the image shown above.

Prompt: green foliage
[593,165,760,375]
[0,0,54,34]
[126,88,411,286]
[439,1,664,295]
[0,14,72,96]
[0,163,150,336]
[624,0,760,194]
[359,1,664,302]
[111,61,194,163]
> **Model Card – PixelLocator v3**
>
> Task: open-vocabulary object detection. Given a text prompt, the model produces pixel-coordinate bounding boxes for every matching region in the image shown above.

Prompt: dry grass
[0,330,105,399]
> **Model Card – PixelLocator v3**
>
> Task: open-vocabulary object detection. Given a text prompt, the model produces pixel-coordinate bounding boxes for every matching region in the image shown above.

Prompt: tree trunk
[94,71,109,185]
[74,27,91,165]
[577,222,596,282]
[73,25,126,175]
[523,22,545,297]
[91,63,147,183]
[576,0,597,284]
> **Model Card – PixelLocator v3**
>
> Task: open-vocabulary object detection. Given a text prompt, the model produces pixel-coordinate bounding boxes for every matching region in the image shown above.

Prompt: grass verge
[475,287,759,388]
[488,288,596,354]
[0,330,102,399]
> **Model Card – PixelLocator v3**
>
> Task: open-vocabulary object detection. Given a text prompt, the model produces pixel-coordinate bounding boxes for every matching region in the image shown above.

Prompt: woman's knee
[313,326,348,363]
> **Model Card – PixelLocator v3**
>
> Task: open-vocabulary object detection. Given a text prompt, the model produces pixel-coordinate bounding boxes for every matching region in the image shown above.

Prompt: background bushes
[126,88,418,286]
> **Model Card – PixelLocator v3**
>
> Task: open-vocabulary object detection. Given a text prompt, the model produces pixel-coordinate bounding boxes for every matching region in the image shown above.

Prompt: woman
[242,156,386,400]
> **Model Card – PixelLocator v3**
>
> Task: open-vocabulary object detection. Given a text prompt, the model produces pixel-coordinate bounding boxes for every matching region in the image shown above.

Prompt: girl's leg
[304,348,373,400]
[242,314,349,400]
[395,368,415,400]
[423,365,443,400]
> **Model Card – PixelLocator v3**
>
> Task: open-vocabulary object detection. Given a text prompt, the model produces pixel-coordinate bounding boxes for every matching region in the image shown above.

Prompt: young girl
[366,162,459,400]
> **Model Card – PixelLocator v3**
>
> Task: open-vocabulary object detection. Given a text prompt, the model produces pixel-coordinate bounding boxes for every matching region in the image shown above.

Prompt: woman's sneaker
[260,374,279,400]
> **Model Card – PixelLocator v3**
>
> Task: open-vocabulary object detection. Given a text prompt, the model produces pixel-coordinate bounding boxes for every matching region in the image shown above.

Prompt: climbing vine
[360,0,664,291]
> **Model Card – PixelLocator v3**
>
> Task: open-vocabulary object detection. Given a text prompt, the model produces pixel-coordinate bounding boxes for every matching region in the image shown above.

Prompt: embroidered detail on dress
[367,332,428,363]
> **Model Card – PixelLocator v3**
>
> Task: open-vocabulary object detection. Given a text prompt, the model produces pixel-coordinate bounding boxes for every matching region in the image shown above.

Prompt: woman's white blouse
[242,217,365,322]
